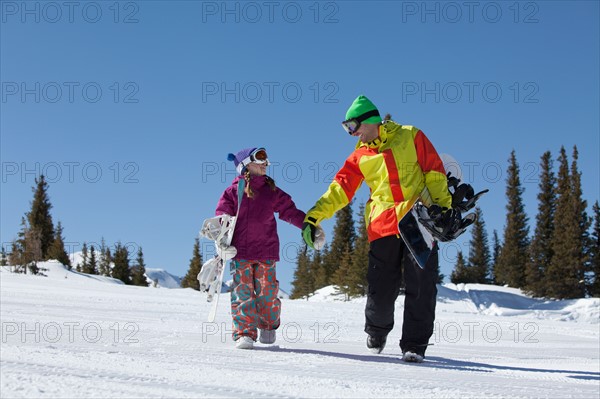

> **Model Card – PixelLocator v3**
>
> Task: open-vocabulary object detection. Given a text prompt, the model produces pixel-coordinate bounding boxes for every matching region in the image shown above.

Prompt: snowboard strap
[222,178,245,249]
[415,172,489,242]
[236,178,245,214]
[446,171,489,213]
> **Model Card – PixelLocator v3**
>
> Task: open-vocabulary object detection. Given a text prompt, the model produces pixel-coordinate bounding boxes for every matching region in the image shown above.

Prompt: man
[302,95,452,363]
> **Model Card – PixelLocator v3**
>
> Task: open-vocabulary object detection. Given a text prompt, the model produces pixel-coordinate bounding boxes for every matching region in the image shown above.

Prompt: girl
[215,147,306,349]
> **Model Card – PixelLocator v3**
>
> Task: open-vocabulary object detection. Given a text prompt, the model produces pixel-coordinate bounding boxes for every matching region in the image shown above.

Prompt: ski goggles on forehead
[341,109,381,135]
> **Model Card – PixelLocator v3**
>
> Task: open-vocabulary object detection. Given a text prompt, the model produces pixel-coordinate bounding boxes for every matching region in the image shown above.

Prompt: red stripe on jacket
[382,149,405,203]
[334,152,364,202]
[414,130,445,174]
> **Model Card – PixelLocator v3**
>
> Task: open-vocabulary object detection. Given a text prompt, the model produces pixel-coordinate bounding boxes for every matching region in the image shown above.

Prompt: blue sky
[1,1,599,292]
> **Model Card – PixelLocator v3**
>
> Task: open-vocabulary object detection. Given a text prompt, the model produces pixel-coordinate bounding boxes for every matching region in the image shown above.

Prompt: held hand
[313,225,326,250]
[302,222,325,251]
[302,222,316,249]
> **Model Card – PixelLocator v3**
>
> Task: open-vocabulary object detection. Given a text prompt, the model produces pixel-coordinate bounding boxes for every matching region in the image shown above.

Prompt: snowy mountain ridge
[64,251,182,289]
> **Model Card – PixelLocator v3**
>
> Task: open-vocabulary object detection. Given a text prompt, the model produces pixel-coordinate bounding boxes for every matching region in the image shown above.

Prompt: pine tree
[23,226,43,275]
[112,242,131,284]
[589,201,600,297]
[8,218,28,273]
[450,251,473,283]
[291,246,319,299]
[131,247,149,287]
[468,208,491,283]
[104,247,113,276]
[290,251,310,299]
[495,150,530,287]
[78,242,89,272]
[86,245,98,275]
[525,151,556,297]
[181,238,203,290]
[312,244,329,290]
[570,147,591,292]
[333,248,355,300]
[350,203,370,295]
[1,246,7,266]
[8,239,22,272]
[327,203,356,287]
[27,175,55,259]
[98,238,112,276]
[47,221,71,267]
[546,147,587,299]
[490,230,500,284]
[9,217,43,274]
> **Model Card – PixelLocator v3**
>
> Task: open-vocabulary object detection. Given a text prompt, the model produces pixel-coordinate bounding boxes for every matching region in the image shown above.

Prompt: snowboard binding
[198,257,223,299]
[418,173,488,242]
[200,215,236,248]
[446,172,489,213]
[197,215,237,300]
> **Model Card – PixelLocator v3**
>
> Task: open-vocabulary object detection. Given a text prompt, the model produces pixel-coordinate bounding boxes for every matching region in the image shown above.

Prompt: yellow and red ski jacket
[305,121,452,242]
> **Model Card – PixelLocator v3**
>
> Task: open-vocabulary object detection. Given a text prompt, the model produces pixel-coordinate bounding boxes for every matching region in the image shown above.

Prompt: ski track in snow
[1,264,599,398]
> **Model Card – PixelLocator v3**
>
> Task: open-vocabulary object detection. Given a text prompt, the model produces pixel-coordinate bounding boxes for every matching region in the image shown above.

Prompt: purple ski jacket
[215,175,305,261]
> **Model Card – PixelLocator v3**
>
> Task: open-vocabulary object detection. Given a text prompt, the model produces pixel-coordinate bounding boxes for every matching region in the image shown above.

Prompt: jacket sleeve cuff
[303,215,318,226]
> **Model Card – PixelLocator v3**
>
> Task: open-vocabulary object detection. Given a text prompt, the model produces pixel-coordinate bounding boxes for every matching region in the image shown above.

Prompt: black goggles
[341,110,381,135]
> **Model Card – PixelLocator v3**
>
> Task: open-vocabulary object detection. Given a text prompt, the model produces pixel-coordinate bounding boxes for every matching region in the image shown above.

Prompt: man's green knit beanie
[345,95,383,124]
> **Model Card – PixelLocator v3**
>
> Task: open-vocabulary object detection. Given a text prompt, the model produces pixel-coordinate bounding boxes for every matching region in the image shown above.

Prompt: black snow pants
[364,235,438,353]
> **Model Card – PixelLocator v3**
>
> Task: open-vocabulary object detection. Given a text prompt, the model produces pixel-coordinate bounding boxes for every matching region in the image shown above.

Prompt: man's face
[352,123,379,143]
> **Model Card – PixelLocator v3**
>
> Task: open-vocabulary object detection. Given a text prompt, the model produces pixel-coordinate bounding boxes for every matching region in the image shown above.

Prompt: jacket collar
[355,124,391,151]
[232,174,269,187]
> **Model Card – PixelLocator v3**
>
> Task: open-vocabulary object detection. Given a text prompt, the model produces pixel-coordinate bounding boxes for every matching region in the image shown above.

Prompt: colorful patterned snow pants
[230,259,281,341]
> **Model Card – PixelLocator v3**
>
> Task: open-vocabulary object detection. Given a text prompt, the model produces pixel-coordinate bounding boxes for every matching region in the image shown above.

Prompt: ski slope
[1,262,599,398]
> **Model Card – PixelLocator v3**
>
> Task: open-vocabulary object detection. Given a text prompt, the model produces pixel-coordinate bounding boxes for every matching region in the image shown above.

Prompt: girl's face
[247,162,267,176]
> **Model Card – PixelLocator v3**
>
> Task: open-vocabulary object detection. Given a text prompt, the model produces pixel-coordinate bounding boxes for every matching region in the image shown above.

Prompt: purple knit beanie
[227,147,257,175]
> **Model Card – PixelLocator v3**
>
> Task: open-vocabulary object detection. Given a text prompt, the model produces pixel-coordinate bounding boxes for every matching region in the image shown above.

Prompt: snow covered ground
[1,262,599,398]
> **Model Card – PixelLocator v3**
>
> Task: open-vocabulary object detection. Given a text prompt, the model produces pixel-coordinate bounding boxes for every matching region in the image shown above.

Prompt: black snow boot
[401,345,427,363]
[366,335,387,354]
